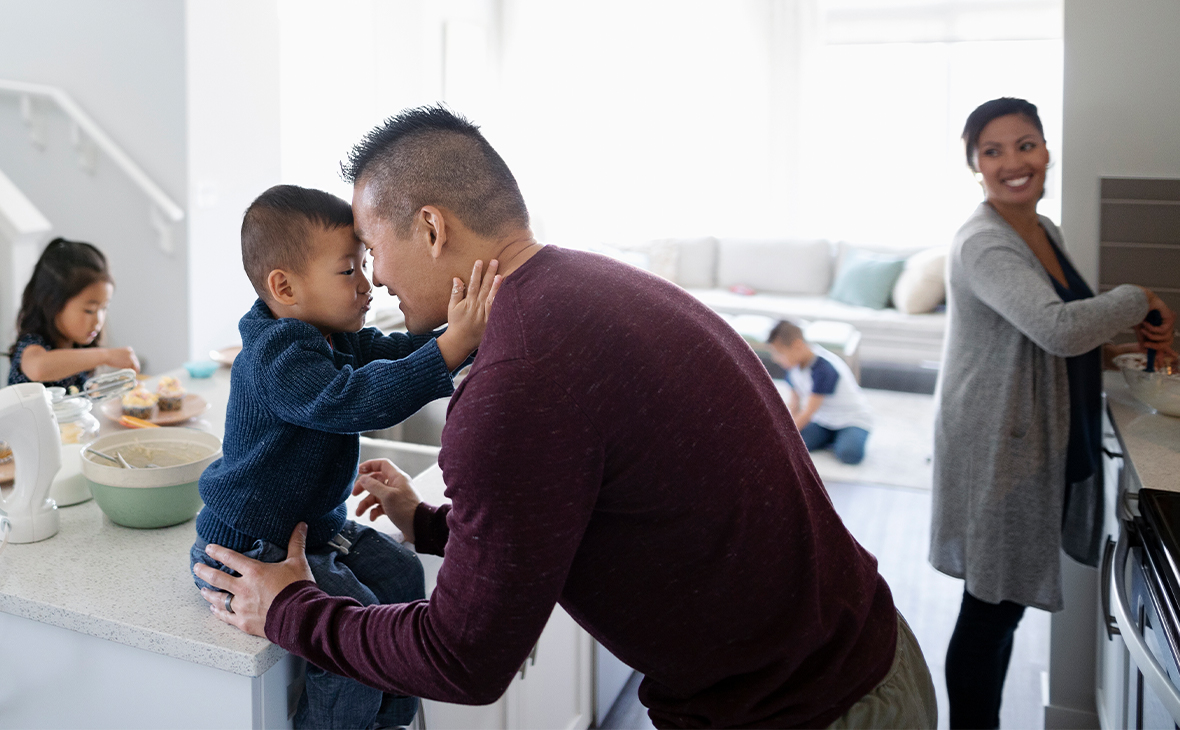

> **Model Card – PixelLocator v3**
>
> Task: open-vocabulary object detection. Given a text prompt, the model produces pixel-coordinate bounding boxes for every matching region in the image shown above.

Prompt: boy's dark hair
[768,320,804,347]
[241,185,354,299]
[341,105,529,238]
[962,97,1044,172]
[8,237,112,358]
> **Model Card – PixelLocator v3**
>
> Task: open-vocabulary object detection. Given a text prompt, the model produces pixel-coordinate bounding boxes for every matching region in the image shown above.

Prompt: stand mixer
[0,383,62,543]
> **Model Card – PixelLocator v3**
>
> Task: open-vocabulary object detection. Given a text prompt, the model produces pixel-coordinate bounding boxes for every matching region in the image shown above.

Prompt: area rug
[773,383,936,491]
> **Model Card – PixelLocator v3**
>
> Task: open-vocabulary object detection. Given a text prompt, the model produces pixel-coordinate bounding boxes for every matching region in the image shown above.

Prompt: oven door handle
[1110,527,1180,723]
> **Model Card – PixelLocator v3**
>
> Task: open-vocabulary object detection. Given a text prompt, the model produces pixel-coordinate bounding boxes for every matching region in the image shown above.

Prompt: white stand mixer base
[1,506,60,543]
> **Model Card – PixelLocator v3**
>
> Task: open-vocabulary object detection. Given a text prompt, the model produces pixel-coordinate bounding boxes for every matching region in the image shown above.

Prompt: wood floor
[598,480,1050,729]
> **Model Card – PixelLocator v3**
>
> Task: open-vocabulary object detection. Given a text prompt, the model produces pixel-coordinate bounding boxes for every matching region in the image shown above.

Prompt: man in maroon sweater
[195,106,936,728]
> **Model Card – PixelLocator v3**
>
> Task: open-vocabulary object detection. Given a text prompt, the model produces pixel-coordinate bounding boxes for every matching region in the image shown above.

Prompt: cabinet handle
[1101,536,1120,639]
[517,641,540,679]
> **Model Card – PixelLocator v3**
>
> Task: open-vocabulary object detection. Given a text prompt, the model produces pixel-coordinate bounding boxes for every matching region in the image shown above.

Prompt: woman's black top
[1046,233,1103,484]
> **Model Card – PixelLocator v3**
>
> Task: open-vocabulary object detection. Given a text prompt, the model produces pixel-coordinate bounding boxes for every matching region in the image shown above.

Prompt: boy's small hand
[353,459,422,542]
[436,259,502,371]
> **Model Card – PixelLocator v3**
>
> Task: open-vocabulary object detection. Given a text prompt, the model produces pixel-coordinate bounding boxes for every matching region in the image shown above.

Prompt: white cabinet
[353,442,597,730]
[418,602,593,730]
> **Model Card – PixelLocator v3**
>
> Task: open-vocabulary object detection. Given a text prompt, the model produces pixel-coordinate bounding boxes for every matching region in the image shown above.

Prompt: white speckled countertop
[0,366,288,677]
[1105,370,1180,493]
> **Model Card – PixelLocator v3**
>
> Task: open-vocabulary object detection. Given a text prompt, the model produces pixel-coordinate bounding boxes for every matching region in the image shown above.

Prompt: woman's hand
[435,259,502,371]
[353,459,422,543]
[193,523,314,637]
[1136,289,1176,349]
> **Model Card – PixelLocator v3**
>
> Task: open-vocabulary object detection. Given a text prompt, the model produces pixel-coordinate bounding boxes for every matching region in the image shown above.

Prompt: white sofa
[619,237,947,369]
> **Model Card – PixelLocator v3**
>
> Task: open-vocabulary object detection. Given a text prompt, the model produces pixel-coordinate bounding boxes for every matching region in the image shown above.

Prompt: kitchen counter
[0,366,284,677]
[1104,370,1180,494]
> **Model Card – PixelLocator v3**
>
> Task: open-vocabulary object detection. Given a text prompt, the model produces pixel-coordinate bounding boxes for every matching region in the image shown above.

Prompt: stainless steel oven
[1109,489,1180,728]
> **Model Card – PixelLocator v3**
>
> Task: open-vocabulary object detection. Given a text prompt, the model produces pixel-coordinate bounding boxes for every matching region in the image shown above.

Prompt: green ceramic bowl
[82,428,221,529]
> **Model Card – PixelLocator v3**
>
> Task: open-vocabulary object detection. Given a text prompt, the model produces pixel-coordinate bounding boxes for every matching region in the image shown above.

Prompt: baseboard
[1044,703,1100,730]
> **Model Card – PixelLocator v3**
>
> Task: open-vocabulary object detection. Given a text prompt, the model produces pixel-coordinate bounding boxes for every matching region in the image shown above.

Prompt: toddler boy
[190,185,499,729]
[768,320,873,465]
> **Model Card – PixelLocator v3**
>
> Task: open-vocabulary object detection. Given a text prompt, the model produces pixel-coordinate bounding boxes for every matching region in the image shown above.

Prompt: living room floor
[598,479,1051,730]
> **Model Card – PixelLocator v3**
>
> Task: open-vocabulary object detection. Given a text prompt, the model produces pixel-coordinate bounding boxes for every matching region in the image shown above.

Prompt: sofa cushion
[688,288,946,365]
[716,238,833,295]
[892,247,948,314]
[828,248,906,309]
[644,237,717,288]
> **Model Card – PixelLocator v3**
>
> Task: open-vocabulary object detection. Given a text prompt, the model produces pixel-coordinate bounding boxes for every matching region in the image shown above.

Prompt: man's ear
[418,205,447,260]
[266,269,297,306]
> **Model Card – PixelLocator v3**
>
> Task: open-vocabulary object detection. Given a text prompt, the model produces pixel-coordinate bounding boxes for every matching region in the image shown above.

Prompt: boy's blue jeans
[799,423,870,465]
[191,520,424,730]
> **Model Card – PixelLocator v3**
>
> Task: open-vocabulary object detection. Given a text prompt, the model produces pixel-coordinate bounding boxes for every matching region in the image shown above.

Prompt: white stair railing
[0,79,184,254]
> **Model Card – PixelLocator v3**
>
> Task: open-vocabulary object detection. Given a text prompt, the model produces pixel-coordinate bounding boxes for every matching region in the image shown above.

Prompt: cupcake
[121,386,158,419]
[156,376,186,411]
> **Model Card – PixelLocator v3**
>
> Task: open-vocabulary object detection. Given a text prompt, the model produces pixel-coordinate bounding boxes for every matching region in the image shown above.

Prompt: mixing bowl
[1114,353,1180,417]
[81,428,221,528]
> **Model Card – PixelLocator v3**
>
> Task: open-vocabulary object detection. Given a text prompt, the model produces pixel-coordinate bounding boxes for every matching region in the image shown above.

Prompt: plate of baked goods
[210,345,242,367]
[101,376,210,426]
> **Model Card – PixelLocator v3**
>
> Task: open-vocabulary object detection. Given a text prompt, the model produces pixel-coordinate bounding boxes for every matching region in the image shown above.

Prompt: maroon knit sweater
[267,246,897,728]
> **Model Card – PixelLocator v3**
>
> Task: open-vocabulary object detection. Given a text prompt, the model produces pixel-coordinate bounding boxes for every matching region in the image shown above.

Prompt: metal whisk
[65,369,139,403]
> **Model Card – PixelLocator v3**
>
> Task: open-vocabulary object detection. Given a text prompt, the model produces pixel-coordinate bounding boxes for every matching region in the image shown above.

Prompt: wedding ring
[224,592,234,614]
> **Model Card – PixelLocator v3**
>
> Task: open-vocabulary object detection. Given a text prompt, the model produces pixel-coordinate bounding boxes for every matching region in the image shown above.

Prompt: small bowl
[183,360,219,379]
[82,428,221,528]
[1115,353,1180,417]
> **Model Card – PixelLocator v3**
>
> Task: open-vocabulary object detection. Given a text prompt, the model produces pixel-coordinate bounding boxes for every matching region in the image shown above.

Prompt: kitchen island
[0,366,600,729]
[0,367,299,728]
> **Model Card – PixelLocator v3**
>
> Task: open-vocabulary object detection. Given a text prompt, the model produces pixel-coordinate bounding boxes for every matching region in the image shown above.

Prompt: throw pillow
[892,247,948,314]
[828,248,906,309]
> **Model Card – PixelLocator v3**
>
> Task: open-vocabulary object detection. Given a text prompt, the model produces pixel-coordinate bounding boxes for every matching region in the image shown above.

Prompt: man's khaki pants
[828,612,938,729]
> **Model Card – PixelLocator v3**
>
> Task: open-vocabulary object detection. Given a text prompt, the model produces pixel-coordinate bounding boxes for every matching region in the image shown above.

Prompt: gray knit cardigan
[929,203,1147,611]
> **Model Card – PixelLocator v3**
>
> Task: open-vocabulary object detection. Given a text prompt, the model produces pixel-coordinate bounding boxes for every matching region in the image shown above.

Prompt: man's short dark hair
[768,320,804,347]
[962,97,1044,172]
[341,105,529,238]
[241,185,353,299]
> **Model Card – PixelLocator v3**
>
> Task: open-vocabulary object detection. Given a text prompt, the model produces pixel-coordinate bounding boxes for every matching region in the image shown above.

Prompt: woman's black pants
[945,589,1027,729]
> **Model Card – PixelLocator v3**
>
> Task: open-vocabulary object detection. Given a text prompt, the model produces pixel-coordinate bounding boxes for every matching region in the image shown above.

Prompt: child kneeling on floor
[768,320,873,465]
[190,185,499,730]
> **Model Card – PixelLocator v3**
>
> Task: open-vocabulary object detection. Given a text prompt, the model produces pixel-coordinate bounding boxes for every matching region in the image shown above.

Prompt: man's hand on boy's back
[436,259,501,371]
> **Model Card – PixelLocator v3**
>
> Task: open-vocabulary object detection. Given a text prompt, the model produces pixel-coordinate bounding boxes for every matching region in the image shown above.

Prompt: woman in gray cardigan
[930,97,1175,729]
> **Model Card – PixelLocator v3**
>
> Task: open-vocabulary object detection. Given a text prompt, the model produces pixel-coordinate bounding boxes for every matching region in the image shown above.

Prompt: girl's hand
[105,347,141,373]
[352,459,422,542]
[435,259,502,371]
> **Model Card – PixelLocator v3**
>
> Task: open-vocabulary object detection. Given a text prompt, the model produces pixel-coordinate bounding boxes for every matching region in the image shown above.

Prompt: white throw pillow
[716,239,834,295]
[891,247,948,314]
[644,237,718,288]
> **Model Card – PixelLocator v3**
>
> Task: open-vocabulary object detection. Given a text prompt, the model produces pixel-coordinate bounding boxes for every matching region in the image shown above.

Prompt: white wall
[185,0,281,362]
[0,167,52,384]
[0,0,282,373]
[1061,0,1180,284]
[0,0,189,373]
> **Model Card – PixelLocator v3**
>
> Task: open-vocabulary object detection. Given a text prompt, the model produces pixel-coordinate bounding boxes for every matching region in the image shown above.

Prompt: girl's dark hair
[962,97,1044,172]
[7,237,112,358]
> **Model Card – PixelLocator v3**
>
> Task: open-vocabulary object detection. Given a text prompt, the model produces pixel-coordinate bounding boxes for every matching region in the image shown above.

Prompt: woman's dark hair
[962,97,1044,172]
[7,237,112,358]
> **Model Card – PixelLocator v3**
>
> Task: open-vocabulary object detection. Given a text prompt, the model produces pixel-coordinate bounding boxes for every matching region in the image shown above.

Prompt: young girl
[6,238,139,390]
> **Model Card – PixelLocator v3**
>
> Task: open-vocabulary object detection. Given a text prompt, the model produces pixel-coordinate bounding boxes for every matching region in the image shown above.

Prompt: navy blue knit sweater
[196,299,457,552]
